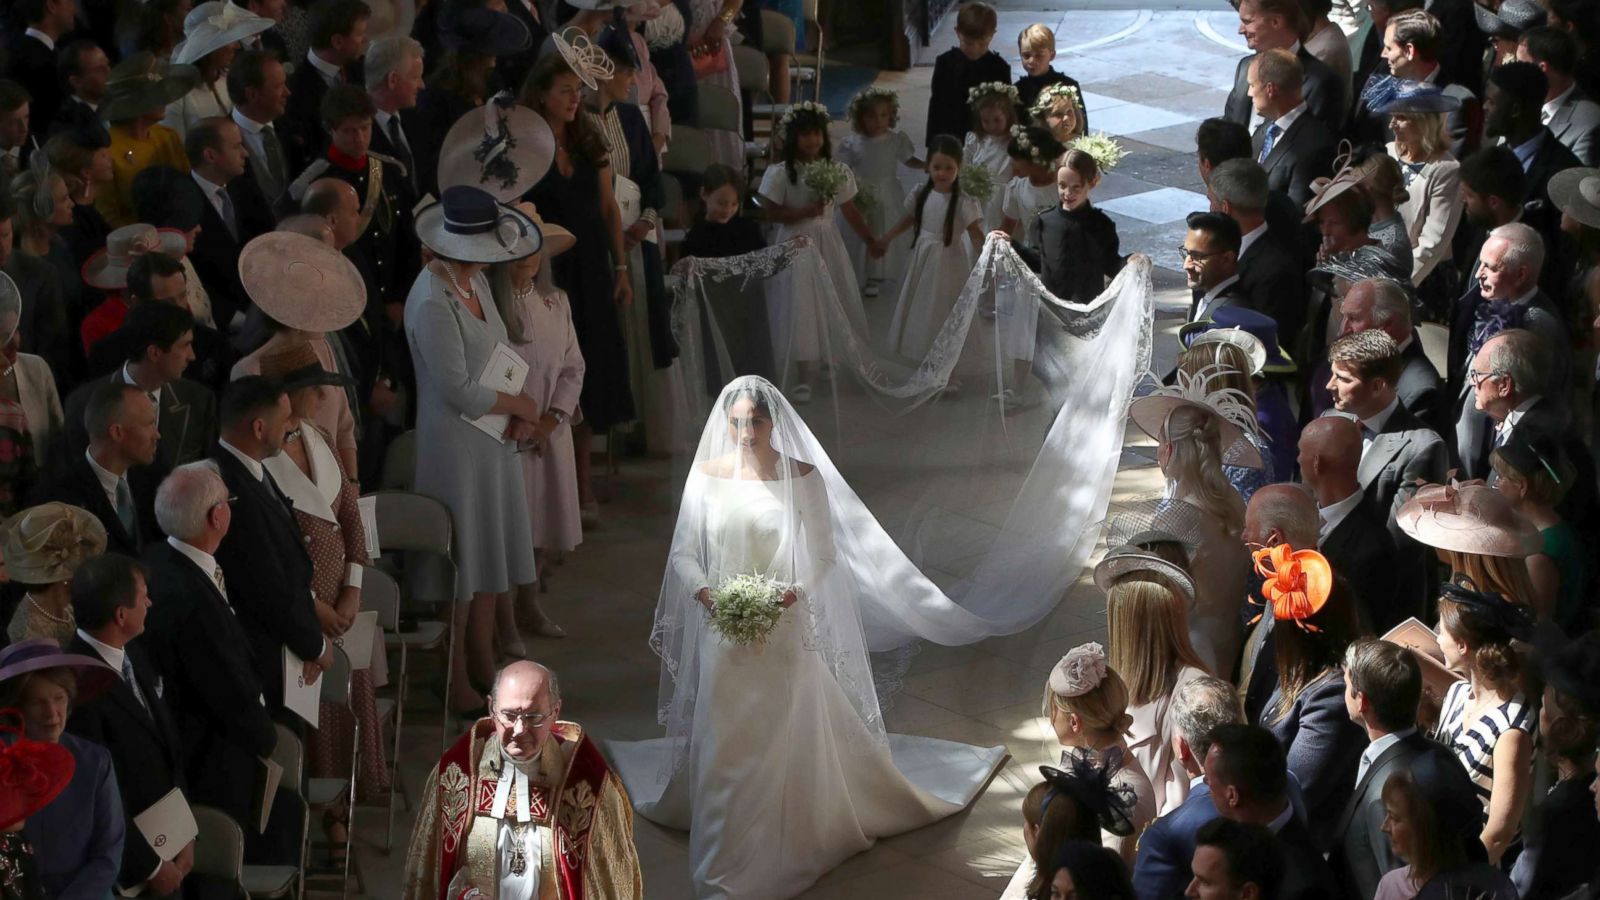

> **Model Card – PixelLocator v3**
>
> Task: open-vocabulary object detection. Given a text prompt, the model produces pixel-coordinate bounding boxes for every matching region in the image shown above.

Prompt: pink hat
[1396,479,1540,558]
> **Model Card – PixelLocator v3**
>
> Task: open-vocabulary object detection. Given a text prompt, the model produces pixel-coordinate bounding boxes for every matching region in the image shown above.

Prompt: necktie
[115,477,136,536]
[1358,420,1377,441]
[212,565,227,594]
[1257,123,1281,163]
[261,123,288,196]
[388,116,416,191]
[217,187,239,240]
[121,655,149,713]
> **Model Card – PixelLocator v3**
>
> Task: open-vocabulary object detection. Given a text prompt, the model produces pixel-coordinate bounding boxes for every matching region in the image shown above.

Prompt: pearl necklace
[26,594,72,625]
[439,261,474,299]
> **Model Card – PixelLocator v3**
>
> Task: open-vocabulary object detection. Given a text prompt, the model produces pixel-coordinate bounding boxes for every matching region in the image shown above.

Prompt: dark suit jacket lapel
[161,388,191,469]
[73,456,140,550]
[1261,114,1304,172]
[68,634,162,740]
[1333,735,1418,837]
[1359,430,1412,489]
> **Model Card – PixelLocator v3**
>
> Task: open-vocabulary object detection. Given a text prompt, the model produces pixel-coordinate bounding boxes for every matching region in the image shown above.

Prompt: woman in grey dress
[407,186,546,714]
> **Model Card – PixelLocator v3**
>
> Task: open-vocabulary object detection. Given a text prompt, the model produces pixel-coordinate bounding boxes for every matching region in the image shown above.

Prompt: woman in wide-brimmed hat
[96,52,198,229]
[406,185,544,715]
[0,639,123,900]
[1398,479,1541,610]
[163,2,275,136]
[0,707,74,900]
[410,5,532,197]
[1129,364,1258,677]
[487,202,579,642]
[2,504,109,646]
[1549,167,1600,413]
[1179,306,1300,480]
[1175,330,1277,505]
[1381,81,1465,310]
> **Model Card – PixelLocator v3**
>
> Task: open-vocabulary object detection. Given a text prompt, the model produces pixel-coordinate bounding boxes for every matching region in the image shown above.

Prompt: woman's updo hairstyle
[1436,577,1531,694]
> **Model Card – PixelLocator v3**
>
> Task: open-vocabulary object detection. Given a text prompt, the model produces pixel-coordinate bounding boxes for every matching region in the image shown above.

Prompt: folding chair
[732,45,778,169]
[361,565,405,853]
[261,727,310,899]
[364,490,457,750]
[793,0,824,102]
[663,125,714,179]
[380,430,417,490]
[312,646,361,897]
[695,83,742,137]
[193,801,296,899]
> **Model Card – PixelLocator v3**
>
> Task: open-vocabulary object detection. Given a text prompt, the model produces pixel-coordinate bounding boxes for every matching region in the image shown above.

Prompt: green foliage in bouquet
[709,573,786,645]
[958,163,995,205]
[801,159,852,204]
[853,180,880,220]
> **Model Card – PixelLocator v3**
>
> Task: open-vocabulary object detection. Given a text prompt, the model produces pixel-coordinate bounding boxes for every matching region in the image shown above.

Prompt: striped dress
[1435,680,1532,813]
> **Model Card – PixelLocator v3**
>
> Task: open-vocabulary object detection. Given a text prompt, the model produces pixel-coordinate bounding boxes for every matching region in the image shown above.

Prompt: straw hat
[0,710,76,831]
[0,639,120,705]
[82,224,189,291]
[1548,167,1600,230]
[172,1,275,65]
[437,93,555,203]
[512,202,575,258]
[1129,367,1265,469]
[1475,0,1545,37]
[99,52,200,122]
[238,232,366,332]
[258,341,353,392]
[1396,479,1540,557]
[414,186,541,264]
[1093,543,1197,604]
[1,503,109,584]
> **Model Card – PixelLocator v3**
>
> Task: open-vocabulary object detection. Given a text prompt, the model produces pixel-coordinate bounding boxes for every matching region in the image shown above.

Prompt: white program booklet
[134,788,198,861]
[358,495,380,558]
[334,610,380,671]
[460,342,529,444]
[282,646,321,728]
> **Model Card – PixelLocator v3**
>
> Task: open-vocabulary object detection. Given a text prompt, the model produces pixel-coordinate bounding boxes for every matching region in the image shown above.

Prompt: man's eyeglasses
[1177,247,1222,263]
[495,708,552,729]
[1467,369,1501,388]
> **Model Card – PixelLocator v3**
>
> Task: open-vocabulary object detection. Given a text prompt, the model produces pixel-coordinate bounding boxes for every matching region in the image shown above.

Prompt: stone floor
[335,6,1244,898]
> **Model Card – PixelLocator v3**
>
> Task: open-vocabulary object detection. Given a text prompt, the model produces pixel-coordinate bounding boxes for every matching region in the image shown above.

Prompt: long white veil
[652,237,1154,766]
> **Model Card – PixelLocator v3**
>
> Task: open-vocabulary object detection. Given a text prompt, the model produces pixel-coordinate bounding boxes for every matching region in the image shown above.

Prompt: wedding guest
[1353,12,1478,154]
[0,639,124,900]
[3,0,75,135]
[1399,478,1540,613]
[1176,340,1275,503]
[281,0,372,171]
[1099,540,1210,815]
[1483,61,1582,205]
[164,2,277,138]
[1187,819,1284,900]
[43,125,114,298]
[6,158,84,344]
[31,383,159,557]
[1129,372,1256,676]
[186,117,277,331]
[0,82,32,183]
[1353,151,1413,266]
[1382,84,1464,305]
[1045,840,1135,900]
[79,230,188,356]
[412,6,526,199]
[1018,775,1103,899]
[1490,436,1588,631]
[0,273,63,515]
[226,50,295,205]
[1182,212,1246,323]
[1043,642,1157,862]
[1373,752,1518,899]
[1331,638,1438,899]
[1022,758,1139,900]
[129,166,224,338]
[1331,278,1442,423]
[1517,26,1600,165]
[490,206,581,633]
[97,53,196,229]
[1223,0,1346,132]
[1239,484,1320,722]
[1209,159,1307,341]
[365,36,425,197]
[1248,49,1337,208]
[3,503,107,644]
[1430,579,1535,864]
[1300,0,1351,95]
[1251,543,1367,852]
[51,40,110,135]
[1297,417,1403,630]
[1461,327,1569,483]
[1196,118,1306,259]
[1203,723,1336,900]
[64,553,197,900]
[0,721,70,900]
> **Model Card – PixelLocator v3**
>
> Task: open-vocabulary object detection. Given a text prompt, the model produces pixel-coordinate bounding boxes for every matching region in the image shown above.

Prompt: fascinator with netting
[1037,750,1138,837]
[1130,364,1264,468]
[1249,543,1333,632]
[1437,575,1534,642]
[1094,505,1198,602]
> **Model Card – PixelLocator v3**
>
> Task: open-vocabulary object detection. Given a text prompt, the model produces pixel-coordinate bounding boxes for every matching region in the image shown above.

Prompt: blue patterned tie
[1258,123,1281,163]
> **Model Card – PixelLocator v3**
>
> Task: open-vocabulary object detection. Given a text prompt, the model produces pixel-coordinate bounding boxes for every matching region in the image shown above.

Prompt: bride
[606,376,1008,900]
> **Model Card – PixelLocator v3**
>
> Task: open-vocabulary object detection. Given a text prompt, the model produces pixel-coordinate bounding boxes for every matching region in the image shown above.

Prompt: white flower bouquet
[708,573,788,645]
[852,180,880,220]
[802,159,852,205]
[959,163,996,205]
[1069,132,1128,173]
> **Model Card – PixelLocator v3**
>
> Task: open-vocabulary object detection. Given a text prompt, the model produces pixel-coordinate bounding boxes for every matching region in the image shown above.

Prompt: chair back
[271,722,304,795]
[362,565,402,632]
[1417,322,1448,375]
[190,804,245,885]
[382,430,417,490]
[321,645,353,706]
[696,84,741,134]
[760,10,796,56]
[732,45,770,97]
[366,490,459,607]
[663,126,713,177]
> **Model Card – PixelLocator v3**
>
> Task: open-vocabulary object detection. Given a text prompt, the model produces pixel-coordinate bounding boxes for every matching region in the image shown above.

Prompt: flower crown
[779,101,831,141]
[1008,124,1057,166]
[1048,642,1109,698]
[967,81,1020,110]
[1032,83,1081,114]
[1249,544,1333,631]
[847,85,899,125]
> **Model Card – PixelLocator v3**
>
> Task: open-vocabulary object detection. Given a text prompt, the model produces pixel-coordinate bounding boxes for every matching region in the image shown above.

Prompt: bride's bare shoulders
[694,456,817,479]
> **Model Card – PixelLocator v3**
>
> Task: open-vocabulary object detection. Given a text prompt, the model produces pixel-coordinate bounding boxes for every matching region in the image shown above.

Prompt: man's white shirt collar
[307,49,344,85]
[231,107,267,135]
[1363,395,1401,434]
[1273,101,1308,134]
[85,449,124,509]
[1499,394,1542,441]
[1396,332,1415,355]
[1543,83,1577,123]
[218,438,266,481]
[1318,489,1364,543]
[1357,727,1417,782]
[24,28,56,51]
[121,363,163,407]
[1267,801,1295,834]
[1197,274,1242,320]
[77,629,126,672]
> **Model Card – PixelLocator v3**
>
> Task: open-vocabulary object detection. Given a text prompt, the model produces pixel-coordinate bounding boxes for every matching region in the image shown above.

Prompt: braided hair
[912,135,966,248]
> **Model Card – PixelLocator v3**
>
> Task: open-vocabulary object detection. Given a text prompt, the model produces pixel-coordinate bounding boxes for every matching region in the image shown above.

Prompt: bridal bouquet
[959,163,995,206]
[801,159,852,205]
[708,573,787,645]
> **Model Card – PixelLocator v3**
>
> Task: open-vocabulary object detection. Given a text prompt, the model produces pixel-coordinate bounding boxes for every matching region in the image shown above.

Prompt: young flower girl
[1033,82,1086,145]
[877,135,986,360]
[837,86,923,299]
[999,125,1067,242]
[963,82,1019,231]
[755,101,876,402]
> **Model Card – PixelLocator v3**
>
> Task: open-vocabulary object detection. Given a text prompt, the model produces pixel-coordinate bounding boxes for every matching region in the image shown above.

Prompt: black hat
[1438,576,1535,642]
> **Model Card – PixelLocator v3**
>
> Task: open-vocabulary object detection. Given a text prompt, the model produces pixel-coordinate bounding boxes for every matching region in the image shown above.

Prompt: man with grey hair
[143,460,303,866]
[1209,158,1307,340]
[1132,675,1247,899]
[1448,223,1570,476]
[366,35,424,194]
[1465,328,1569,475]
[1332,278,1441,423]
[404,660,643,900]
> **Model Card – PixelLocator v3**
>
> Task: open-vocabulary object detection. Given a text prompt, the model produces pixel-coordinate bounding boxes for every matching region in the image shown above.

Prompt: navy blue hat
[1538,629,1600,718]
[1178,306,1295,373]
[596,16,639,70]
[439,6,531,55]
[1375,80,1463,115]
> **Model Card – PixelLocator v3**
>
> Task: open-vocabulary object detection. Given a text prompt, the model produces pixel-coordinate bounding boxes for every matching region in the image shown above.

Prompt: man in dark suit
[65,553,196,899]
[1183,211,1248,322]
[1209,159,1309,344]
[185,117,275,331]
[210,376,332,714]
[1317,277,1443,424]
[1133,676,1246,899]
[1331,638,1440,899]
[365,35,426,197]
[1429,0,1486,96]
[281,0,371,173]
[1485,61,1583,206]
[1223,0,1346,132]
[1189,819,1286,900]
[227,51,296,208]
[63,302,218,473]
[2,0,74,136]
[1464,328,1571,475]
[143,460,301,867]
[1204,724,1336,900]
[1300,418,1404,631]
[1196,117,1312,267]
[1349,10,1480,156]
[1247,50,1337,207]
[32,383,160,555]
[49,39,109,136]
[1519,26,1600,165]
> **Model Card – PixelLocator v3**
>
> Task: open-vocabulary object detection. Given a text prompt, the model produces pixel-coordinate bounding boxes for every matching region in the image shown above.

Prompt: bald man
[301,178,362,250]
[1299,418,1402,631]
[1238,483,1320,721]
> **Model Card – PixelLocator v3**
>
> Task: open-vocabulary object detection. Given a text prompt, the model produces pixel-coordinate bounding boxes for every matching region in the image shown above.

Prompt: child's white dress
[1001,176,1059,242]
[962,132,1012,232]
[758,162,871,368]
[837,130,916,289]
[885,189,984,360]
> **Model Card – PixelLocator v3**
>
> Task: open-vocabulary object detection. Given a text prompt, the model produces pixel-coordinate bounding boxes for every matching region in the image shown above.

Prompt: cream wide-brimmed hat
[512,202,575,258]
[437,93,555,203]
[238,232,367,333]
[1549,167,1600,230]
[81,224,189,291]
[1396,479,1540,558]
[1129,367,1265,469]
[172,1,275,65]
[1,503,108,584]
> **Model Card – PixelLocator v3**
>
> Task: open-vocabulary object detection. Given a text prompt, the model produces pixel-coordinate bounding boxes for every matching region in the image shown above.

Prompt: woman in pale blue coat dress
[406,187,546,715]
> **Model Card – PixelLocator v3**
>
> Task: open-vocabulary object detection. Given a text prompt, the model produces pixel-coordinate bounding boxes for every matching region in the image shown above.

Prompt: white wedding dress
[607,468,1006,900]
